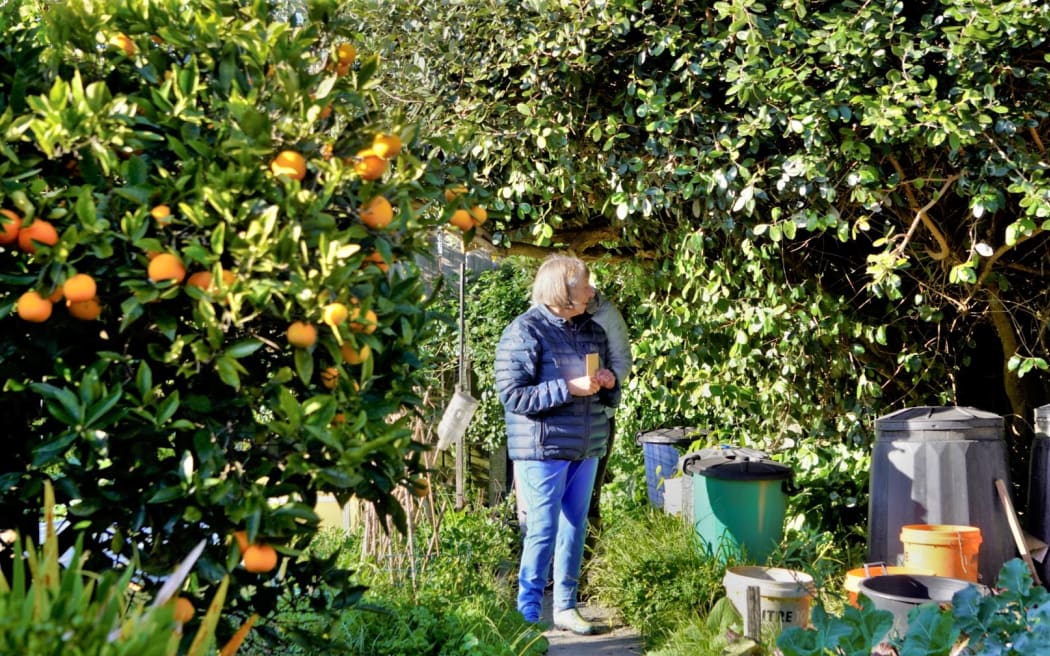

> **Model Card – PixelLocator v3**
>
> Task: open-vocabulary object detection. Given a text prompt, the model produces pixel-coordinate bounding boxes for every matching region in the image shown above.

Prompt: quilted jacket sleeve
[495,317,570,415]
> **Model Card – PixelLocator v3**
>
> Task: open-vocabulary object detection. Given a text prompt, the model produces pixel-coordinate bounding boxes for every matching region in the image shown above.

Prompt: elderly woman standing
[495,254,620,635]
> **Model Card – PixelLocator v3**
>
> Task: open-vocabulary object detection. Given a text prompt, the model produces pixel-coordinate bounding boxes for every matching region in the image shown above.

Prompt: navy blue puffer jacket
[495,304,620,461]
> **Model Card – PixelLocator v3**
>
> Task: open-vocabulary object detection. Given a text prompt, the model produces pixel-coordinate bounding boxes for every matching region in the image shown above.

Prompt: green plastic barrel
[684,450,796,562]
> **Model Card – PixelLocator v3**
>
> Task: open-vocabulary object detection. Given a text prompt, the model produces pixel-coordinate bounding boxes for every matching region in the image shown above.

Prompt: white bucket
[723,566,815,630]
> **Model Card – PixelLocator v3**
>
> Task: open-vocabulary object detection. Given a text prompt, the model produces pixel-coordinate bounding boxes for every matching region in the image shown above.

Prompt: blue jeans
[514,458,598,623]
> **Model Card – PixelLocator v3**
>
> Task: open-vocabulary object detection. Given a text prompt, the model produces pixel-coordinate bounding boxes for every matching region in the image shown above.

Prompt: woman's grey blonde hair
[531,254,590,309]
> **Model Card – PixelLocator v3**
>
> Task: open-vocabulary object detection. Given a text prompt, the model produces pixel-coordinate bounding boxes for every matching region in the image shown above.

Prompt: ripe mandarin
[443,186,468,202]
[372,133,402,159]
[349,307,378,334]
[363,251,390,272]
[242,544,278,573]
[151,204,172,226]
[322,302,348,327]
[67,297,102,321]
[18,219,59,253]
[16,291,52,323]
[353,149,386,181]
[449,209,475,231]
[186,271,213,290]
[287,321,317,348]
[320,367,339,389]
[360,196,393,229]
[336,43,356,66]
[0,209,21,244]
[148,253,187,284]
[270,150,307,181]
[63,273,97,302]
[340,342,372,365]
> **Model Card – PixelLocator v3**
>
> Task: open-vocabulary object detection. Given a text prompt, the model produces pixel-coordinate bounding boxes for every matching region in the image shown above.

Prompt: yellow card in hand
[586,353,600,377]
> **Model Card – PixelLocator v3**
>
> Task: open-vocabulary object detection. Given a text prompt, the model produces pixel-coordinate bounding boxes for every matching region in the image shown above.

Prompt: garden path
[541,592,644,655]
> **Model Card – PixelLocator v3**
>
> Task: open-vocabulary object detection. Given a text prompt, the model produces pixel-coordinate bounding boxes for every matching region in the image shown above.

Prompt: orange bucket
[844,563,934,607]
[900,524,982,582]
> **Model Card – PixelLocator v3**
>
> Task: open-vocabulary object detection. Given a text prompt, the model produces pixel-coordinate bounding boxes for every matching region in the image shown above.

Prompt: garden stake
[995,479,1042,585]
[745,585,761,641]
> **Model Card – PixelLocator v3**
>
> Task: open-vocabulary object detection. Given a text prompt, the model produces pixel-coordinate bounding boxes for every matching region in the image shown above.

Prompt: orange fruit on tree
[336,43,356,66]
[148,253,187,284]
[47,287,64,303]
[443,186,468,202]
[186,269,234,292]
[173,597,194,624]
[67,297,102,321]
[270,150,307,181]
[242,543,278,573]
[320,367,339,389]
[63,273,97,302]
[449,209,475,231]
[287,321,317,349]
[360,195,393,229]
[332,413,346,426]
[322,302,348,327]
[0,209,21,244]
[186,271,213,290]
[335,62,351,76]
[372,133,402,159]
[151,204,172,226]
[469,205,488,225]
[352,149,386,181]
[363,251,390,273]
[349,307,378,334]
[340,341,372,365]
[18,219,58,253]
[16,291,52,323]
[112,33,136,56]
[233,530,250,552]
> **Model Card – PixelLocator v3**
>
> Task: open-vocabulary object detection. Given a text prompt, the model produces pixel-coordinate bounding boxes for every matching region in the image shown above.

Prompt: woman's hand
[595,368,616,390]
[567,375,600,396]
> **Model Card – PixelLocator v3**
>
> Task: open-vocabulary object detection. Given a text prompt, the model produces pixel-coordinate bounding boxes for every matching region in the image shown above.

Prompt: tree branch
[887,155,956,261]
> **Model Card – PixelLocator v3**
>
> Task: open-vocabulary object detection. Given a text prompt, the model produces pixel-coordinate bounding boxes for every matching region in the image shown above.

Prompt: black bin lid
[635,426,707,446]
[681,449,792,481]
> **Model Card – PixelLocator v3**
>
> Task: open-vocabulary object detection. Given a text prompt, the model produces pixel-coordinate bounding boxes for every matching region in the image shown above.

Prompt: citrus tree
[0,0,455,628]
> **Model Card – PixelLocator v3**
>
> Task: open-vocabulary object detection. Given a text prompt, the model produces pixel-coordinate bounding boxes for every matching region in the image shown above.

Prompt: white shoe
[553,608,597,635]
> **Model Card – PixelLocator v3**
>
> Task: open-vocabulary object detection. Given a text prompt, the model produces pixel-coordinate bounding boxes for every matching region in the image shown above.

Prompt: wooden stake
[745,585,762,641]
[995,478,1042,585]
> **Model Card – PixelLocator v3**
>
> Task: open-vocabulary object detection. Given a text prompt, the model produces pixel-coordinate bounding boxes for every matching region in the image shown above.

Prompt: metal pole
[455,251,466,510]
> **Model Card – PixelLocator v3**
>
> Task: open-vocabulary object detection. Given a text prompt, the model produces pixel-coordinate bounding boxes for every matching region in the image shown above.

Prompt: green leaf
[224,340,262,359]
[216,356,241,390]
[294,347,314,386]
[147,485,185,504]
[31,383,83,425]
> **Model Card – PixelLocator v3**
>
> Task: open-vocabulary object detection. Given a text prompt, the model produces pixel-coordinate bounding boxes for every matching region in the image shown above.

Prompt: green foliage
[908,558,1050,656]
[356,0,1050,460]
[777,597,895,656]
[248,499,541,656]
[316,596,547,656]
[0,482,233,656]
[586,510,739,645]
[0,0,451,628]
[779,559,1050,656]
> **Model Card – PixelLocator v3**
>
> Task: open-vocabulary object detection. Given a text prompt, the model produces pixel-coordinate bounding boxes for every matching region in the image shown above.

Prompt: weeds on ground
[241,497,544,656]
